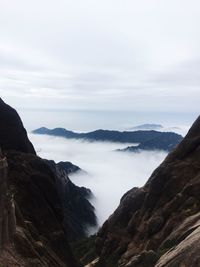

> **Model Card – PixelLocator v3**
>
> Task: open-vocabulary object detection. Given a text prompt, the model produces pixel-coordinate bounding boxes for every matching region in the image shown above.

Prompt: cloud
[152,60,200,89]
[0,0,200,113]
[29,134,167,228]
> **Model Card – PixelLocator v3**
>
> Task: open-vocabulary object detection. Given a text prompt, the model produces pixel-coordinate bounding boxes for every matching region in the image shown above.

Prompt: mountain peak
[185,115,200,138]
[0,99,35,154]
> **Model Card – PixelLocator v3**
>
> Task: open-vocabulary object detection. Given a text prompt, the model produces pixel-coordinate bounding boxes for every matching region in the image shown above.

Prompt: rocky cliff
[44,160,97,241]
[0,99,96,266]
[96,115,200,267]
[0,154,15,249]
[2,150,79,267]
[0,98,35,154]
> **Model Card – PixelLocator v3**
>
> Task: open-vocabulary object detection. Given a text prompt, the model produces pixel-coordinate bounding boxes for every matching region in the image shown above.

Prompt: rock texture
[0,99,96,266]
[96,116,200,267]
[4,150,79,267]
[0,154,15,249]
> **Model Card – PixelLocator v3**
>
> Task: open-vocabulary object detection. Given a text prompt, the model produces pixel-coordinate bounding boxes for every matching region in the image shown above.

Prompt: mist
[29,134,167,228]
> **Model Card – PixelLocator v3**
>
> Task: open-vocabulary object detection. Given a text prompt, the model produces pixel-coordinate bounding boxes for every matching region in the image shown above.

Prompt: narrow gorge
[0,98,199,267]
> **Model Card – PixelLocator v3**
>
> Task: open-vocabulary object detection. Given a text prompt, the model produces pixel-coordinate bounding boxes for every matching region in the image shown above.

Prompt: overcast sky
[0,0,200,113]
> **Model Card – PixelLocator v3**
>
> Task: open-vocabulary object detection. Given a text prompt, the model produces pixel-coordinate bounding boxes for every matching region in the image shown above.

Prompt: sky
[0,0,200,114]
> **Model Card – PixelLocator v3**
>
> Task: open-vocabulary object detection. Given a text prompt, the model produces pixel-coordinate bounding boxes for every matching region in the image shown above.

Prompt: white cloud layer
[0,0,200,113]
[30,134,167,229]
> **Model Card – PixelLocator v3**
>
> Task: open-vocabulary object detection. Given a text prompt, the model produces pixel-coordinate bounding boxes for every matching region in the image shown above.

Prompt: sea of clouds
[29,134,167,231]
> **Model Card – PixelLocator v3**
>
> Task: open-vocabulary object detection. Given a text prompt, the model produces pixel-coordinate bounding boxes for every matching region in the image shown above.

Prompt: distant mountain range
[127,123,163,131]
[33,127,183,152]
[1,97,200,267]
[118,132,183,152]
[95,117,200,267]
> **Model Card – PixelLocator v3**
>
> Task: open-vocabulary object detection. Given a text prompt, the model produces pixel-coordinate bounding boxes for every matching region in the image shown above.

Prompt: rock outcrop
[0,150,78,267]
[44,160,97,241]
[3,150,79,267]
[0,99,96,266]
[56,161,82,175]
[96,116,200,267]
[0,98,35,154]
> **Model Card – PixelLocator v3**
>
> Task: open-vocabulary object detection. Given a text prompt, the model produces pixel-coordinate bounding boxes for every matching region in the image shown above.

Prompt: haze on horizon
[0,0,199,116]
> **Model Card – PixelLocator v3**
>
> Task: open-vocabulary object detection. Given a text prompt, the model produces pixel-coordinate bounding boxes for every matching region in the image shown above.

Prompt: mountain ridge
[33,127,183,152]
[118,132,182,152]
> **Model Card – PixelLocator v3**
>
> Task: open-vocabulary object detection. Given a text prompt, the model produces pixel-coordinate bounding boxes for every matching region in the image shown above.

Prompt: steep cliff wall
[0,99,81,266]
[3,150,79,267]
[0,156,16,248]
[96,116,200,267]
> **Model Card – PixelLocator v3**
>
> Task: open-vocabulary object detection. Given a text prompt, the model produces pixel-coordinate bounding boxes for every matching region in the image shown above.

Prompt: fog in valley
[30,134,167,231]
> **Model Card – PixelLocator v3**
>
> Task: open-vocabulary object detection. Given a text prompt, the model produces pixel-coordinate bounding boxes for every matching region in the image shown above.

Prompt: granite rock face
[96,116,200,267]
[0,99,96,266]
[4,150,79,267]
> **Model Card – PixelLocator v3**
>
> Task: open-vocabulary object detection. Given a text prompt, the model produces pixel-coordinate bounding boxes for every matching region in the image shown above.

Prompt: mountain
[3,150,79,267]
[33,127,182,146]
[0,98,36,154]
[93,115,200,267]
[118,132,183,152]
[128,124,163,131]
[44,159,96,241]
[56,161,82,175]
[0,99,96,266]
